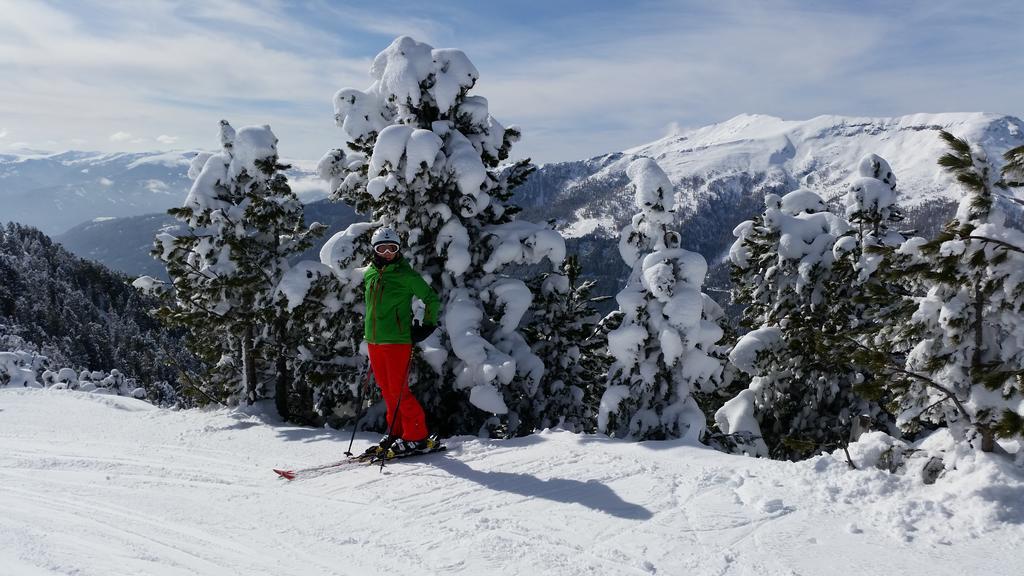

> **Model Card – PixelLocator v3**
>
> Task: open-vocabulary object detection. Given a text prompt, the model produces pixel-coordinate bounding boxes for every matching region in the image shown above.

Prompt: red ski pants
[367,343,427,442]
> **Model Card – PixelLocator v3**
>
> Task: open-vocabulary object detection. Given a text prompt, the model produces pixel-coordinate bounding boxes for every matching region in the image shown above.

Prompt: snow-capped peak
[521,112,1024,241]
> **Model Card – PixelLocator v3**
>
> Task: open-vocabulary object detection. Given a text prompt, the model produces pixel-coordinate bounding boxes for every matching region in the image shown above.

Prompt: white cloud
[315,4,451,47]
[110,131,134,142]
[0,128,7,139]
[0,0,367,158]
[145,179,170,193]
[474,3,893,161]
[288,174,330,202]
[0,1,1019,163]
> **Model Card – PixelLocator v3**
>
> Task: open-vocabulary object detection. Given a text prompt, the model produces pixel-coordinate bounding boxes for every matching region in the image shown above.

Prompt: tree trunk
[979,426,996,453]
[274,351,290,421]
[294,377,318,426]
[241,325,258,404]
[274,328,290,422]
[971,277,994,453]
[973,276,984,370]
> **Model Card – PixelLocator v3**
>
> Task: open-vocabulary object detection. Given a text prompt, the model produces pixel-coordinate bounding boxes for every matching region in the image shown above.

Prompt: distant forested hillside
[0,222,196,402]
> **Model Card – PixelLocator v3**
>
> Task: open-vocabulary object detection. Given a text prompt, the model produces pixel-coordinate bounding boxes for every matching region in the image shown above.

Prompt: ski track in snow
[1,389,1020,576]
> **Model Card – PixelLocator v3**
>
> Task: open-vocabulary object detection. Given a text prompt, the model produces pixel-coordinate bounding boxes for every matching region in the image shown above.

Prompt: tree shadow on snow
[223,420,261,431]
[978,485,1024,524]
[433,457,653,520]
[274,427,342,444]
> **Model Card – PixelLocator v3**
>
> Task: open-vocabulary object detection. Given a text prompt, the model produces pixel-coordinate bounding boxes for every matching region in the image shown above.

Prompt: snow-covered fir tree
[838,154,906,282]
[136,121,322,411]
[521,254,611,433]
[883,131,1024,452]
[270,258,358,425]
[598,158,725,440]
[317,36,565,437]
[827,154,910,428]
[304,223,382,428]
[725,188,882,459]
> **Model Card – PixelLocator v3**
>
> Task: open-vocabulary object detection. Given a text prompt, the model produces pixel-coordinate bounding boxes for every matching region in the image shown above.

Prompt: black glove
[411,321,437,344]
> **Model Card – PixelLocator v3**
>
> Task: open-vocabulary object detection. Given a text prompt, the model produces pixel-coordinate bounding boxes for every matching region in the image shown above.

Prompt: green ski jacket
[363,257,440,344]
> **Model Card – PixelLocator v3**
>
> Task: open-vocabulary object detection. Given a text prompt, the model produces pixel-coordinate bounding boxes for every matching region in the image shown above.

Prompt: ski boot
[361,434,398,458]
[386,434,442,458]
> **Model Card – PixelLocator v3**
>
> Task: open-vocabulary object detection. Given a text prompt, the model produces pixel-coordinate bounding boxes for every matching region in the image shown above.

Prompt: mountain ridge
[0,149,328,235]
[518,111,1024,239]
[10,112,1024,286]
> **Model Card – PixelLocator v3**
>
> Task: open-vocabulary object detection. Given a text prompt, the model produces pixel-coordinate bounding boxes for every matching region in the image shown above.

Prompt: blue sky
[1,0,1022,163]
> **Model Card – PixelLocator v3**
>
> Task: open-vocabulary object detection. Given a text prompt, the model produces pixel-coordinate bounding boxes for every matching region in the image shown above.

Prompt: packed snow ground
[2,389,1021,576]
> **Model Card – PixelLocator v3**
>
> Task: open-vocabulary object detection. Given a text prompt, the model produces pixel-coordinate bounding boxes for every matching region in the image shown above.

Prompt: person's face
[375,243,399,261]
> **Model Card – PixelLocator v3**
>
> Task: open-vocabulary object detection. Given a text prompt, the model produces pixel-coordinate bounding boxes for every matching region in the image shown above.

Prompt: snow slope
[2,389,1021,576]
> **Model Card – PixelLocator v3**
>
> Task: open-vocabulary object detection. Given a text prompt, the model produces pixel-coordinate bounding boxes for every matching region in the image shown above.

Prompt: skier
[362,226,442,458]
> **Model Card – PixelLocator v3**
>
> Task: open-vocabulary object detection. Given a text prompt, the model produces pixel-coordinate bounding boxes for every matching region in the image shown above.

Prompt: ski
[273,454,373,480]
[274,444,448,480]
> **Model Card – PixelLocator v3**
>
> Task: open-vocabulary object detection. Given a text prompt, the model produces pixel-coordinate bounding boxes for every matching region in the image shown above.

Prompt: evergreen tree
[828,154,910,430]
[598,158,725,440]
[137,121,321,410]
[840,154,906,282]
[727,189,877,459]
[292,225,379,426]
[877,131,1024,451]
[317,37,565,437]
[521,254,612,433]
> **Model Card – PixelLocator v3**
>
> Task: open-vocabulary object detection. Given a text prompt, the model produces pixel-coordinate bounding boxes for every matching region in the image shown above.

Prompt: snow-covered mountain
[0,150,329,235]
[25,113,1024,287]
[510,112,1024,301]
[516,112,1024,253]
[1,389,1021,575]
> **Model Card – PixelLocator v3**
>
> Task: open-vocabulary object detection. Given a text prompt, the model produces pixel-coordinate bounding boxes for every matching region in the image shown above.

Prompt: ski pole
[344,358,373,457]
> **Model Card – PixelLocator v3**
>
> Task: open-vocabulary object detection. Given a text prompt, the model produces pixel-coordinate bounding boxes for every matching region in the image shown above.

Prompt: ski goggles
[374,243,400,255]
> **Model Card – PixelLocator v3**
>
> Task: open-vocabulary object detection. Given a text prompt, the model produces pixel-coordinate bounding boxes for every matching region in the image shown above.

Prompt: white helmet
[371,226,400,247]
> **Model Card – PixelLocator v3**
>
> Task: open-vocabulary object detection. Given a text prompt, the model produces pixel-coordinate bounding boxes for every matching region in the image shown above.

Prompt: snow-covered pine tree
[999,142,1024,446]
[522,254,611,433]
[839,154,906,282]
[317,36,565,437]
[271,259,355,425]
[598,158,725,440]
[883,131,1024,452]
[828,154,910,427]
[725,188,878,459]
[300,223,381,428]
[136,121,321,411]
